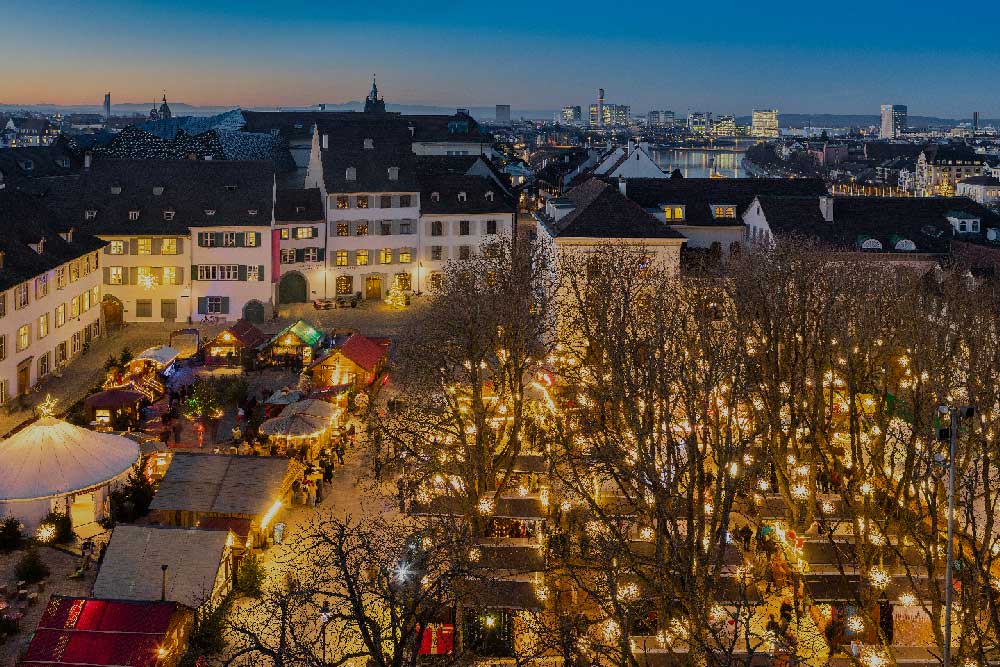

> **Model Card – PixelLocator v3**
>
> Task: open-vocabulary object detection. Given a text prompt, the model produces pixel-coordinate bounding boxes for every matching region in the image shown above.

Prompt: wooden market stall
[84,388,146,429]
[259,410,331,462]
[148,453,303,548]
[202,319,267,367]
[308,332,389,394]
[259,319,324,366]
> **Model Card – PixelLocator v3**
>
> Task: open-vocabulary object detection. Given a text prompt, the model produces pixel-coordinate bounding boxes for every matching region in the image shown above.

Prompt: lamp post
[320,600,330,666]
[937,404,975,667]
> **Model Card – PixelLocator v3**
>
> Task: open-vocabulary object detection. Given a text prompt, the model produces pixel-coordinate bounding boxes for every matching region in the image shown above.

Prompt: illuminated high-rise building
[751,109,780,138]
[880,104,907,139]
[562,106,582,123]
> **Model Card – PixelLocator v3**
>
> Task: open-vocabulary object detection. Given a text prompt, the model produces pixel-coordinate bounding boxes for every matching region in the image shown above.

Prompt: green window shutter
[236,233,244,248]
[197,297,207,314]
[102,267,110,284]
[191,265,198,280]
[221,297,230,314]
[258,265,265,281]
[295,248,305,263]
[255,232,262,247]
[238,265,248,281]
[317,248,325,261]
[151,238,162,255]
[213,232,223,247]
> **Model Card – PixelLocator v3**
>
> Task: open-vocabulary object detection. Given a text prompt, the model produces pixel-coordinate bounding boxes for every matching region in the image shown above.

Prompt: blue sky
[4,0,998,117]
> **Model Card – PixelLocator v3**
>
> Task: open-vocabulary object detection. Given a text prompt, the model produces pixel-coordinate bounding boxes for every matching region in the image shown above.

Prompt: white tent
[0,417,141,531]
[136,345,179,368]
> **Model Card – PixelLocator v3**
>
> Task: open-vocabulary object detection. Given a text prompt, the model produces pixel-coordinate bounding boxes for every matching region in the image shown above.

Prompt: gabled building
[1,116,60,147]
[0,191,105,401]
[956,175,1000,206]
[915,144,986,196]
[0,139,82,191]
[40,160,275,324]
[274,187,326,302]
[592,142,666,180]
[534,177,686,276]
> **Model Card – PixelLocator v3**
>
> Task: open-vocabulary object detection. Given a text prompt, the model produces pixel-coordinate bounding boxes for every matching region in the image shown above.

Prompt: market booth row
[148,453,304,548]
[0,412,141,534]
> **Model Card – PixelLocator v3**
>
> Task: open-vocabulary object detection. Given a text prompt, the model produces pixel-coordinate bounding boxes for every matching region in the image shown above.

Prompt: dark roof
[317,120,419,194]
[275,188,324,221]
[0,190,106,291]
[418,174,514,215]
[37,159,274,235]
[624,177,828,226]
[541,178,685,240]
[960,175,1000,186]
[84,389,146,409]
[0,140,82,189]
[863,142,925,162]
[210,319,268,348]
[242,110,491,145]
[758,195,1000,254]
[922,144,984,165]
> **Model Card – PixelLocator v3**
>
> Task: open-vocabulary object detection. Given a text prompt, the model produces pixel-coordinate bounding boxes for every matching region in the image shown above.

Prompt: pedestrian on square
[335,442,346,465]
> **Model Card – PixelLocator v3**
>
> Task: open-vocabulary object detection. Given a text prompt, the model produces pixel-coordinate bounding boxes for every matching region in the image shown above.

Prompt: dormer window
[294,206,304,214]
[363,138,374,150]
[84,209,97,221]
[485,191,495,202]
[30,238,46,254]
[346,167,357,182]
[248,209,259,216]
[204,209,216,217]
[56,158,70,168]
[60,228,75,243]
[664,205,685,221]
[152,186,164,196]
[431,192,440,202]
[163,210,176,221]
[128,210,140,221]
[224,184,238,191]
[712,204,736,219]
[111,185,122,195]
[388,167,399,181]
[458,191,467,202]
[18,159,33,171]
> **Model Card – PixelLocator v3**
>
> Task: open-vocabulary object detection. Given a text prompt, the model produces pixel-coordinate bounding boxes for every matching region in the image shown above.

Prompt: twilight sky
[3,0,999,117]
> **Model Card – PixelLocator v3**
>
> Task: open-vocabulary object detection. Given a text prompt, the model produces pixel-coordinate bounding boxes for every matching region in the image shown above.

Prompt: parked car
[313,298,337,310]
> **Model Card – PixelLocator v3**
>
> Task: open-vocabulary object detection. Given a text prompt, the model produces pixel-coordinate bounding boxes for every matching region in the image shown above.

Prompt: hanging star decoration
[37,394,59,419]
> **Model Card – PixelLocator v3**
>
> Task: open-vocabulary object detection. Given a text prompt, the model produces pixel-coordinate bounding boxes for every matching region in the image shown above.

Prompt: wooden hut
[309,333,389,391]
[260,320,323,366]
[148,453,303,548]
[84,388,146,428]
[203,319,267,367]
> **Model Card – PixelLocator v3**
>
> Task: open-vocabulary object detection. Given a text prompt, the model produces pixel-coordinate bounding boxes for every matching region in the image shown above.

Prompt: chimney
[321,134,329,150]
[84,152,92,170]
[161,564,168,601]
[819,195,834,222]
[408,124,415,137]
[618,175,627,197]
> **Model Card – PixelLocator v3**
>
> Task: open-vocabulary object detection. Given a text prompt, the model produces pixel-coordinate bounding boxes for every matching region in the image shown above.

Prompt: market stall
[83,388,146,429]
[202,320,267,368]
[259,320,323,366]
[259,411,332,461]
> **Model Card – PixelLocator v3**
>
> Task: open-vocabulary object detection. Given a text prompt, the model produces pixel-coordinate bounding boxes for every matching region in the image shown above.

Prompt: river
[651,148,747,179]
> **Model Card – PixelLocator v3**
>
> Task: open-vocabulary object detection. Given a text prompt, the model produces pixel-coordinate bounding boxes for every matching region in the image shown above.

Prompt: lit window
[399,248,411,263]
[163,267,177,285]
[137,238,152,255]
[223,232,237,247]
[380,248,392,264]
[395,272,411,291]
[38,314,49,339]
[109,240,125,255]
[14,283,29,309]
[280,228,290,240]
[356,250,369,266]
[336,250,348,267]
[17,325,30,352]
[56,267,66,289]
[356,223,369,236]
[199,232,216,247]
[55,304,66,327]
[336,196,349,209]
[357,196,369,209]
[247,266,260,281]
[245,232,258,247]
[336,275,354,295]
[295,227,313,239]
[337,223,349,237]
[161,238,178,254]
[70,296,80,318]
[109,267,123,285]
[280,249,296,264]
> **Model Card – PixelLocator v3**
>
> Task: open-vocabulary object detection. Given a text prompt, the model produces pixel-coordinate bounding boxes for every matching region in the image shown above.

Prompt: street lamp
[937,404,975,667]
[320,600,330,666]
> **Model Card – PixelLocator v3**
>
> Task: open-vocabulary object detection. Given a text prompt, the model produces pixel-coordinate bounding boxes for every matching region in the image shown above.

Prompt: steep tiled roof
[37,159,274,234]
[543,178,685,240]
[922,144,984,165]
[338,333,388,372]
[275,187,324,221]
[0,140,82,190]
[960,175,1000,186]
[317,120,418,194]
[624,177,828,226]
[757,195,1000,254]
[418,174,514,215]
[0,190,106,291]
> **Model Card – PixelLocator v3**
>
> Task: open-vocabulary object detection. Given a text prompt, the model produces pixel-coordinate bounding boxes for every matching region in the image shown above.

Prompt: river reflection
[652,149,745,178]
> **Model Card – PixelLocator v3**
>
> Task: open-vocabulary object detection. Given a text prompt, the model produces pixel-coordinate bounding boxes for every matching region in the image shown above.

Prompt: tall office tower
[880,104,907,139]
[596,88,605,127]
[687,112,711,134]
[647,110,675,128]
[495,104,511,125]
[973,111,980,133]
[103,92,111,122]
[562,106,582,123]
[604,104,630,127]
[751,109,780,138]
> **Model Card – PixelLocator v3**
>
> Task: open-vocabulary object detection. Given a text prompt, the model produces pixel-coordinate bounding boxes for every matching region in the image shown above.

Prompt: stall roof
[264,319,323,348]
[149,453,303,517]
[83,388,146,410]
[280,398,339,421]
[260,412,329,437]
[338,333,389,372]
[136,345,179,367]
[265,388,306,405]
[22,595,180,667]
[93,525,232,609]
[213,319,268,348]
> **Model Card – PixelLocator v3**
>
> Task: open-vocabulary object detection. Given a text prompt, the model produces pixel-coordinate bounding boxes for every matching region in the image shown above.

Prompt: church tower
[158,93,172,120]
[364,75,386,114]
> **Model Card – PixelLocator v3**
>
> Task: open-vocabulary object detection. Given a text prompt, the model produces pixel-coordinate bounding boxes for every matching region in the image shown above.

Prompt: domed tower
[158,93,172,120]
[364,75,386,114]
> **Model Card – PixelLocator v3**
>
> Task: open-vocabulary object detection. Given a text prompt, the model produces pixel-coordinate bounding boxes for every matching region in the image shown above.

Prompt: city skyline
[4,0,1000,117]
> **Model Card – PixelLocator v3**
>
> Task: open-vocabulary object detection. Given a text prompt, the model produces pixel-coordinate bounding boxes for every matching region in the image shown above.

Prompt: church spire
[364,74,386,114]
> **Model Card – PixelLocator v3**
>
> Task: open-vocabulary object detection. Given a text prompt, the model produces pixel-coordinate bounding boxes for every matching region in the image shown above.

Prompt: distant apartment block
[751,109,780,138]
[880,104,907,139]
